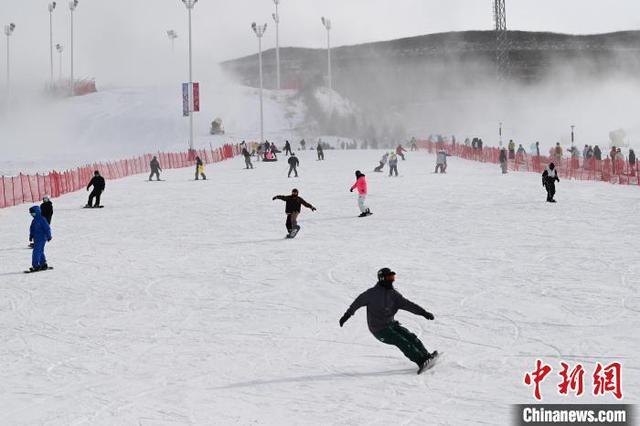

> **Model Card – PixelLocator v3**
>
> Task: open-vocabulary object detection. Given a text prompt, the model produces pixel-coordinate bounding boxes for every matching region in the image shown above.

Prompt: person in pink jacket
[350,170,372,217]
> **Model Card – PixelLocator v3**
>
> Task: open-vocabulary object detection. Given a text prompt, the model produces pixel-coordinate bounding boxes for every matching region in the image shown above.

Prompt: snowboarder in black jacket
[339,268,436,372]
[149,156,162,181]
[85,171,106,208]
[542,162,560,203]
[272,188,316,235]
[284,140,292,156]
[317,144,324,160]
[288,153,300,177]
[40,196,53,224]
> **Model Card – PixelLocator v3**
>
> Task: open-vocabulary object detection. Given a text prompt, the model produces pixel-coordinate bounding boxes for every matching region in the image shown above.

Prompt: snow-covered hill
[0,79,305,176]
[0,150,637,424]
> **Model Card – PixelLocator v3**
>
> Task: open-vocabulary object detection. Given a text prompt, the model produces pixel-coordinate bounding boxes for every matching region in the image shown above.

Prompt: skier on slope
[27,205,52,272]
[85,171,106,208]
[284,140,292,156]
[195,156,207,180]
[317,144,325,161]
[242,147,254,169]
[149,156,162,181]
[288,153,300,178]
[339,268,437,374]
[542,162,560,203]
[272,188,316,237]
[350,170,372,217]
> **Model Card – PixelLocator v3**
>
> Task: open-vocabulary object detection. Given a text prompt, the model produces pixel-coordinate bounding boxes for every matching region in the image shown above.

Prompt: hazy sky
[1,0,639,85]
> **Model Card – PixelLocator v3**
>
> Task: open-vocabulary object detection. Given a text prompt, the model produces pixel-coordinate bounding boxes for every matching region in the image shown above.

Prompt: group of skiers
[373,145,408,176]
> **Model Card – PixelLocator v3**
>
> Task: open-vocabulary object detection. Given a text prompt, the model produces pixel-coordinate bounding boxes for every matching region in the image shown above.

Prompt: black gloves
[423,312,435,321]
[350,188,353,192]
[339,313,350,327]
[272,196,277,200]
[311,207,317,211]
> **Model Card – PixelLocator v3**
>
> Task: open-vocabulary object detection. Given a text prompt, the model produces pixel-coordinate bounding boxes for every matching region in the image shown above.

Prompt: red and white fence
[0,145,240,209]
[419,139,639,186]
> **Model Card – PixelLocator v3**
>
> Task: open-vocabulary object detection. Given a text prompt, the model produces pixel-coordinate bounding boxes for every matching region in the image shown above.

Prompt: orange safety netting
[0,145,240,209]
[418,139,639,186]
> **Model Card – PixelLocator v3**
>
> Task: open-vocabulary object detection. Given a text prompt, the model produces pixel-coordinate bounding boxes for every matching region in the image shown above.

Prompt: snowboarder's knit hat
[377,267,396,281]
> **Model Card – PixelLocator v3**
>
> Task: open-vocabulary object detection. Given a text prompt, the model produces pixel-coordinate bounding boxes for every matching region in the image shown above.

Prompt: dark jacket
[629,150,636,165]
[499,149,507,162]
[593,146,602,160]
[150,158,161,172]
[29,206,52,243]
[87,176,106,192]
[40,200,53,224]
[542,167,560,185]
[242,148,251,158]
[196,157,203,167]
[273,195,314,213]
[288,156,299,167]
[343,281,430,333]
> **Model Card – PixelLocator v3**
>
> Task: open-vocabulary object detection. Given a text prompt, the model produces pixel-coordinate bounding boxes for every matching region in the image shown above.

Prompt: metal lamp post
[570,125,575,146]
[252,22,267,144]
[4,23,15,91]
[181,0,198,152]
[321,16,332,92]
[499,122,503,147]
[272,0,280,90]
[167,29,178,53]
[48,2,57,87]
[56,43,64,80]
[68,0,78,96]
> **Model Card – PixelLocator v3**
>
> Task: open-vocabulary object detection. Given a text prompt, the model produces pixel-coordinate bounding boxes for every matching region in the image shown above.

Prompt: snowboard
[359,211,373,218]
[83,205,104,209]
[287,226,301,239]
[417,351,440,375]
[24,267,54,274]
[147,180,165,182]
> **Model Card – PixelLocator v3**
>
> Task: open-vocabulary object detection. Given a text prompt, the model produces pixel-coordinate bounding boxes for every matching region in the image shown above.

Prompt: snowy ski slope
[0,150,638,424]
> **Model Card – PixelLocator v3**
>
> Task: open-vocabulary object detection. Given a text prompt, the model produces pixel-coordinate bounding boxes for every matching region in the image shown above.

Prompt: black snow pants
[545,180,556,202]
[88,190,103,207]
[288,165,298,177]
[372,321,429,366]
[149,170,160,181]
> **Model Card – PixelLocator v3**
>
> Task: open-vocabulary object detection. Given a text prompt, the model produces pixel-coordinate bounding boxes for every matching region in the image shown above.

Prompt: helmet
[377,267,396,281]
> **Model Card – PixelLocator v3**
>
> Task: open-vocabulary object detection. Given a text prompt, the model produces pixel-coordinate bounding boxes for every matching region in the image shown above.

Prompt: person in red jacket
[350,170,372,217]
[396,144,408,160]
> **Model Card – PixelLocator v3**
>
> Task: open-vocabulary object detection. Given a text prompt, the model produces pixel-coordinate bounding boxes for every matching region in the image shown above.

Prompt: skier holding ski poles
[339,268,438,374]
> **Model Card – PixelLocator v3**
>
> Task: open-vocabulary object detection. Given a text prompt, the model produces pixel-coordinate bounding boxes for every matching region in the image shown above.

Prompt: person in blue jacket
[28,205,52,272]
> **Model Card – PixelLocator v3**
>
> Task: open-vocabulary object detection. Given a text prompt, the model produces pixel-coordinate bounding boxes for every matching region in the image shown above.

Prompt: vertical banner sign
[182,83,190,117]
[193,83,200,112]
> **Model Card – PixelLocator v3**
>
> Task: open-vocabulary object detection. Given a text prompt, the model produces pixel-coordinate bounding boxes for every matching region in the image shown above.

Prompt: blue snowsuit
[29,206,52,269]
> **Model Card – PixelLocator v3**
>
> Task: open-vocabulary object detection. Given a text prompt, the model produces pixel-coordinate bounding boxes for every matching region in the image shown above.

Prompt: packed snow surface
[0,150,638,424]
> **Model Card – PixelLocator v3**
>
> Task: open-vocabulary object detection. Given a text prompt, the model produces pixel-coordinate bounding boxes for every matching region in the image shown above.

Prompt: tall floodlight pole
[493,0,509,81]
[571,125,575,146]
[252,22,268,144]
[272,0,281,90]
[499,122,503,147]
[182,0,198,152]
[69,0,78,96]
[48,3,57,87]
[321,17,332,92]
[4,23,16,91]
[167,30,178,53]
[56,44,64,80]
